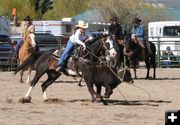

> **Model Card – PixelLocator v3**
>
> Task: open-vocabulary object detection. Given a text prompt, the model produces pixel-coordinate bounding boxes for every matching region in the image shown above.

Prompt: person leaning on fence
[162,46,175,66]
[13,16,35,60]
[55,20,93,76]
[131,17,145,59]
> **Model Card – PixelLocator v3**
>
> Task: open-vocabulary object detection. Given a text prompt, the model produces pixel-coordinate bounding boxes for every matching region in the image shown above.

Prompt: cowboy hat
[133,17,141,23]
[110,16,118,22]
[24,16,33,21]
[76,20,88,29]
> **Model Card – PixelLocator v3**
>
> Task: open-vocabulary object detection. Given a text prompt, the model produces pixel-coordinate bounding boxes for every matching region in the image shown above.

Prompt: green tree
[30,0,54,19]
[88,0,171,25]
[44,0,90,20]
[0,0,36,23]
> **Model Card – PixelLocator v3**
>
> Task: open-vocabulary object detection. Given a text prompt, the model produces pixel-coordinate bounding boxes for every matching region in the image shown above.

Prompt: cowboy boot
[56,61,69,76]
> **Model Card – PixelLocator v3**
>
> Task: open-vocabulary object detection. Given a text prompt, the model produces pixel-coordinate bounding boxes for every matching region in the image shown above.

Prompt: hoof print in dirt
[44,98,64,104]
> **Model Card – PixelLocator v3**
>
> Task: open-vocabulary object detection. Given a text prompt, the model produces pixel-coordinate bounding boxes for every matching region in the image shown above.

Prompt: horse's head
[78,36,107,62]
[104,36,117,59]
[24,32,36,48]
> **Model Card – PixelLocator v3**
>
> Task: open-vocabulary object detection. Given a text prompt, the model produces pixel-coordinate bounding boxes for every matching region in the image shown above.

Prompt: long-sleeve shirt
[69,29,93,46]
[131,24,145,41]
[26,24,35,33]
[108,23,123,40]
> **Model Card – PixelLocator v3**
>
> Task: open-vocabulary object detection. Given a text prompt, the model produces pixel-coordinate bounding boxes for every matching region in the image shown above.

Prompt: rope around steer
[84,47,152,102]
[107,64,152,102]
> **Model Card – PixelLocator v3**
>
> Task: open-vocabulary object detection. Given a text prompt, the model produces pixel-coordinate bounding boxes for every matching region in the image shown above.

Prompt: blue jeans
[15,38,24,55]
[58,39,75,66]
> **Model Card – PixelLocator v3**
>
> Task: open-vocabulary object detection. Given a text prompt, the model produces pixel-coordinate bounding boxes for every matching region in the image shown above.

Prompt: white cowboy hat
[76,20,88,29]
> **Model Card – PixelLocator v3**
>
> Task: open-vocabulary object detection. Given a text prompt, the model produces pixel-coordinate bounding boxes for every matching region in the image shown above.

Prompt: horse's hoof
[20,80,24,83]
[18,97,31,103]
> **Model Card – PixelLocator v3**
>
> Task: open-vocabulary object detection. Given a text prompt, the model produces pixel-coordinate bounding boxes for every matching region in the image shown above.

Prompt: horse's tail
[14,51,44,74]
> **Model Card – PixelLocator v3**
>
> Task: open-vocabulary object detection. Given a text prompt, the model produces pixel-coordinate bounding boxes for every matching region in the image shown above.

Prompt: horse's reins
[82,38,105,60]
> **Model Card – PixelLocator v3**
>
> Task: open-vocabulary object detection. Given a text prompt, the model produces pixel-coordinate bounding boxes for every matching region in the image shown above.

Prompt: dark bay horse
[18,31,37,84]
[123,34,156,79]
[15,36,107,102]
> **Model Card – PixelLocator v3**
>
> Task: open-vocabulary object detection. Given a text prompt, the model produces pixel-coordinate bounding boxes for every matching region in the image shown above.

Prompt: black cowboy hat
[24,16,33,21]
[110,16,118,22]
[133,17,141,23]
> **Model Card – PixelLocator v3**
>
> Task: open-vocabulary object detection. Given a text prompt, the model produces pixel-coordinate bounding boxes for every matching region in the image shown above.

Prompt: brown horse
[18,31,36,84]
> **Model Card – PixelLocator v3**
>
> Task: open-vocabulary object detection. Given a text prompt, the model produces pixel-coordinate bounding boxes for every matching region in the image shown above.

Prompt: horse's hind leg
[26,66,32,84]
[24,70,46,99]
[41,70,61,101]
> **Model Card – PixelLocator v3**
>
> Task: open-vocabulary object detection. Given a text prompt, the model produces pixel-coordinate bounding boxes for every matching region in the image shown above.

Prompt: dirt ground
[0,68,180,125]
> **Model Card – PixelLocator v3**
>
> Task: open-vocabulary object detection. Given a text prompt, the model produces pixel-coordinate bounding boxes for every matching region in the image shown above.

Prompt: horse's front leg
[20,69,24,83]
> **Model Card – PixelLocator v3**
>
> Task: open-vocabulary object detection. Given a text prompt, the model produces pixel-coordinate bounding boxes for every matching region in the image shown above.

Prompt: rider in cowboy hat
[108,16,124,63]
[131,17,144,48]
[131,17,145,59]
[13,16,35,60]
[56,20,93,75]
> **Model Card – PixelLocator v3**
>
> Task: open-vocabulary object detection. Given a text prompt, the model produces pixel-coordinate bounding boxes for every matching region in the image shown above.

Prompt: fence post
[157,37,160,67]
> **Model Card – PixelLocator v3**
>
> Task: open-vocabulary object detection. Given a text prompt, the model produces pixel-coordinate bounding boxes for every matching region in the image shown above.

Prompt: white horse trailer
[148,21,180,55]
[33,20,110,37]
[33,20,77,37]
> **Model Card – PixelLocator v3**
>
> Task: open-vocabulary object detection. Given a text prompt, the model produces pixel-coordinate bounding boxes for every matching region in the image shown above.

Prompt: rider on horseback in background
[108,16,124,49]
[13,16,36,60]
[56,20,93,76]
[130,17,145,59]
[108,17,124,66]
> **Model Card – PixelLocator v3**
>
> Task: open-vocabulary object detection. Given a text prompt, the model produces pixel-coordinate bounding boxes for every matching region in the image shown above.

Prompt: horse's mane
[87,35,104,46]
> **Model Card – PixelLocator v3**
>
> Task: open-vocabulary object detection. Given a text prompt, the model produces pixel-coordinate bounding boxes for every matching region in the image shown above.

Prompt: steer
[73,57,133,103]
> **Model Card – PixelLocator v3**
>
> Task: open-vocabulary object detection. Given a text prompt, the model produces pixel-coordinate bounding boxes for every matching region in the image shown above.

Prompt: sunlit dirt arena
[0,68,180,125]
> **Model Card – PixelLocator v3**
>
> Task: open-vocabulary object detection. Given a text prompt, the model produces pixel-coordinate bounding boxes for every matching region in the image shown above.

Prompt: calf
[73,57,133,103]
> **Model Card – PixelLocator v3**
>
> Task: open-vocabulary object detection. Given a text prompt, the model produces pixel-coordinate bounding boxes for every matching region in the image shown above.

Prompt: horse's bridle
[78,38,105,60]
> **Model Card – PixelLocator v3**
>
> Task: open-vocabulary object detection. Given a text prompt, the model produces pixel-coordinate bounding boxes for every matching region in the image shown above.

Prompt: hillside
[144,0,180,8]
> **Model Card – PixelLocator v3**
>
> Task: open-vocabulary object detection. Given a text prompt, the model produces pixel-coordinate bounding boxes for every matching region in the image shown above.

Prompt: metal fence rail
[0,51,17,71]
[149,36,180,68]
[1,36,180,71]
